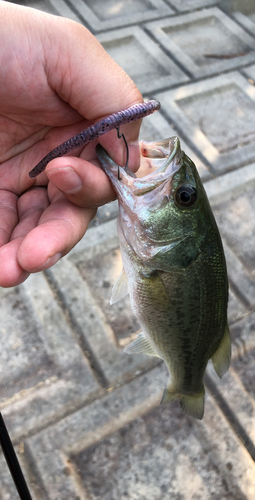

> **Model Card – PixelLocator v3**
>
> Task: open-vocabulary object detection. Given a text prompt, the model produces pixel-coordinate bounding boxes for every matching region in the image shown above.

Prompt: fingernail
[48,166,83,194]
[39,252,62,270]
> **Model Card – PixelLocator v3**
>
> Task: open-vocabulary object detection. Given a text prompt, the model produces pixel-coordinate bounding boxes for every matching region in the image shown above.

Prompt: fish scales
[96,136,230,419]
[119,221,227,394]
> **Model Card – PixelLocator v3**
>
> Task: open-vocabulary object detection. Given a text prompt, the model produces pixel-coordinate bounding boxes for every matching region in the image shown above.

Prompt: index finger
[44,16,144,165]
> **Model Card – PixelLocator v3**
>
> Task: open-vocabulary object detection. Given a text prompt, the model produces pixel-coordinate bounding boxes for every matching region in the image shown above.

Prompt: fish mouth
[96,136,182,197]
[167,136,181,163]
[140,136,180,165]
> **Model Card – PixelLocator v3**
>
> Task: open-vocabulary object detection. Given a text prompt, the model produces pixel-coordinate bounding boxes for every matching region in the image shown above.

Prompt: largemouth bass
[96,137,231,419]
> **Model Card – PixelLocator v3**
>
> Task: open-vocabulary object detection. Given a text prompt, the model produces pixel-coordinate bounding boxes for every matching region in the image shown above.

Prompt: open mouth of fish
[96,136,182,197]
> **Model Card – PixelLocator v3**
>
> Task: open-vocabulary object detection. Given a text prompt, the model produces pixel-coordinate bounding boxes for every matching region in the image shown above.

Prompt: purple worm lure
[29,99,161,178]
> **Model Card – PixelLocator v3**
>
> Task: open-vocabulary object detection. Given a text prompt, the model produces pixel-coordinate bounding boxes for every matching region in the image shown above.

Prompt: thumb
[46,141,140,208]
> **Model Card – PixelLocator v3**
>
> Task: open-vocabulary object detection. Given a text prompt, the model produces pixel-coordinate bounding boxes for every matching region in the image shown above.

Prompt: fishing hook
[116,127,129,180]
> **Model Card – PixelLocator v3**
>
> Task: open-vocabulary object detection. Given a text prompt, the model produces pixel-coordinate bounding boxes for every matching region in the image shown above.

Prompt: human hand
[0,2,142,287]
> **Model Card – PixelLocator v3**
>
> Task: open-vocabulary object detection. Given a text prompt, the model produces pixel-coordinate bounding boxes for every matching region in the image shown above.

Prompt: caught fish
[96,137,231,419]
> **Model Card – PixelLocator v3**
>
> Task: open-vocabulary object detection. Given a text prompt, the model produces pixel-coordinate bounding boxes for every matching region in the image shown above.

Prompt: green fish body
[96,137,230,419]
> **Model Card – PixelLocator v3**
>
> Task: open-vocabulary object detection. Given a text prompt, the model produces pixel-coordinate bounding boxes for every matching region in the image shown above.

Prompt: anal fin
[124,332,160,358]
[211,325,231,378]
[161,389,179,405]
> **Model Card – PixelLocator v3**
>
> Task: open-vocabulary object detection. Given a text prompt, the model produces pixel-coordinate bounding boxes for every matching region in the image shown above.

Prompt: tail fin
[180,390,205,420]
[161,385,205,420]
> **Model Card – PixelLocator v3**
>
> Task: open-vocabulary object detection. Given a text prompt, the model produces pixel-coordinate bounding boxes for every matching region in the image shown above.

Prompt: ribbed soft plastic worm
[29,99,161,178]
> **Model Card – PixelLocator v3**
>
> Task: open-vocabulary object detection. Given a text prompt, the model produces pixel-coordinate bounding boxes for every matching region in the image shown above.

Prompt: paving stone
[246,9,255,24]
[166,0,219,12]
[69,216,119,259]
[146,7,255,78]
[73,403,245,500]
[206,310,255,451]
[48,0,82,22]
[2,1,255,498]
[47,241,161,386]
[221,241,255,309]
[204,164,255,308]
[0,273,98,441]
[0,451,21,500]
[97,26,188,95]
[200,163,255,323]
[156,72,255,173]
[203,163,255,204]
[221,0,255,16]
[14,0,58,14]
[0,436,48,500]
[24,366,166,499]
[210,186,255,305]
[90,200,118,227]
[25,366,255,499]
[233,10,255,35]
[78,247,141,342]
[230,310,255,357]
[203,165,255,323]
[67,0,173,32]
[242,63,255,84]
[228,287,246,325]
[9,0,82,22]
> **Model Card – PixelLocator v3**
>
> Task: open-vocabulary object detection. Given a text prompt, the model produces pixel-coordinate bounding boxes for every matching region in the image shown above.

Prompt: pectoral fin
[149,237,199,271]
[110,268,129,305]
[124,332,160,357]
[211,325,231,378]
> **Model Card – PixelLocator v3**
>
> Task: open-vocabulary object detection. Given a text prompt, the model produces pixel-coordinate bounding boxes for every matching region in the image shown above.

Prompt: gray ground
[1,0,255,499]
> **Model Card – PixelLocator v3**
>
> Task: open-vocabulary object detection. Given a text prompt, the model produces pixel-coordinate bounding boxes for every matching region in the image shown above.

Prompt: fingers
[46,158,115,208]
[45,16,143,167]
[0,187,50,287]
[47,19,143,120]
[45,137,140,208]
[0,187,95,287]
[17,194,96,273]
[0,190,18,246]
[11,187,49,239]
[0,238,30,287]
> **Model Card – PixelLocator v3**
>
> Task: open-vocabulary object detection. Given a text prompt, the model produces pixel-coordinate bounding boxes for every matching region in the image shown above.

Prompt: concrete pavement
[1,0,255,498]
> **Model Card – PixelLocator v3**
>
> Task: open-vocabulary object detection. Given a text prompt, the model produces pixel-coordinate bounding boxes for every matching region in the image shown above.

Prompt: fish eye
[174,185,197,208]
